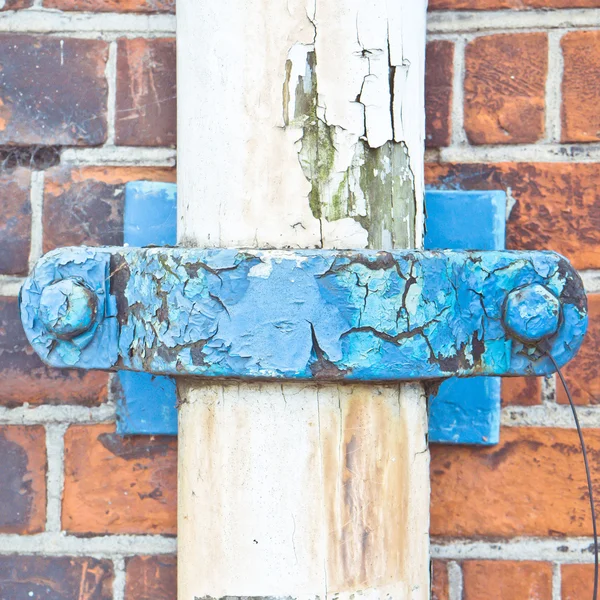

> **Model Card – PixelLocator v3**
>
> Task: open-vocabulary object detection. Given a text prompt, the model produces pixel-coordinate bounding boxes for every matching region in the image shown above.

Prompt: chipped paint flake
[285,10,419,251]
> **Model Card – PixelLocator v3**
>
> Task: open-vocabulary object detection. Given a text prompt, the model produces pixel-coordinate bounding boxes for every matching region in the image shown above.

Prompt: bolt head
[39,279,97,339]
[504,283,561,344]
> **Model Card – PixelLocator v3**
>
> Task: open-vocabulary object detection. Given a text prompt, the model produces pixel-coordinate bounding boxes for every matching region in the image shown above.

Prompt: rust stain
[0,97,9,131]
[321,385,407,592]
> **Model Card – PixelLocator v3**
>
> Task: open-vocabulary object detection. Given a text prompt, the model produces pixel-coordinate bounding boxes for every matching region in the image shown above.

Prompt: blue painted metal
[429,377,501,444]
[117,187,510,440]
[39,278,97,339]
[504,283,561,343]
[20,249,118,369]
[425,190,506,252]
[123,181,177,247]
[117,371,178,435]
[20,246,588,381]
[425,190,506,445]
[116,181,178,435]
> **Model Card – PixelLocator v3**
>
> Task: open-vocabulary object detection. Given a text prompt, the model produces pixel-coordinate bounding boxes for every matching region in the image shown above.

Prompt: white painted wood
[177,1,429,598]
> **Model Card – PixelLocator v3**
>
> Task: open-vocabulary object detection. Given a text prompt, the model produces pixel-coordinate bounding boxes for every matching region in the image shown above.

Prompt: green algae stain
[286,49,416,249]
[357,141,416,250]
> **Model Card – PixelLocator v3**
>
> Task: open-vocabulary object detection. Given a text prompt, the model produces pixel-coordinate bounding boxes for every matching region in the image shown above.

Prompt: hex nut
[39,278,98,339]
[503,283,561,344]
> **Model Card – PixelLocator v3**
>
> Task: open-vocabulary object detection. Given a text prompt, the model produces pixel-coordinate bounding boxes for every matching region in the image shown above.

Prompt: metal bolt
[38,278,98,339]
[503,283,561,344]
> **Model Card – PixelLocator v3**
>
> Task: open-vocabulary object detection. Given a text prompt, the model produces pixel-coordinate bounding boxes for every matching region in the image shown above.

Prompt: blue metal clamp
[20,246,587,381]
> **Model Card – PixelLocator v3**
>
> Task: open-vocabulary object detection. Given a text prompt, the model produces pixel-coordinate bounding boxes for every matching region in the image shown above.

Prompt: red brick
[0,167,30,276]
[562,32,600,143]
[463,561,552,600]
[44,0,174,12]
[429,0,600,8]
[562,564,596,600]
[432,560,449,600]
[425,162,600,271]
[116,38,176,147]
[502,377,542,406]
[0,36,108,146]
[0,556,113,599]
[464,34,547,145]
[125,555,176,600]
[0,296,108,407]
[63,424,177,534]
[557,295,600,406]
[426,41,454,149]
[43,166,176,253]
[0,426,45,534]
[0,1,33,12]
[431,427,600,537]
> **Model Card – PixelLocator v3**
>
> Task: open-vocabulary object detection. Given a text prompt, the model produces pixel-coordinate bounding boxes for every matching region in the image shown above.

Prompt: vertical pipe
[177,1,429,598]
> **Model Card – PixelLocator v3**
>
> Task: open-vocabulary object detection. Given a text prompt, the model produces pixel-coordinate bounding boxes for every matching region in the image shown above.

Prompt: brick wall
[0,2,599,600]
[427,4,600,600]
[0,4,177,599]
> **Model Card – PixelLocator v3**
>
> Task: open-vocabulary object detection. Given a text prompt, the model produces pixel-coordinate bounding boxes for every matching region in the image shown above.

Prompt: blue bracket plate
[117,187,511,440]
[426,190,506,445]
[118,182,178,435]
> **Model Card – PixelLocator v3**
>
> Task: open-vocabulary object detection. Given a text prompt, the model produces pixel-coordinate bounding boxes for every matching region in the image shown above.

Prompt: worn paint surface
[177,382,427,598]
[20,248,118,370]
[177,0,425,251]
[425,189,506,446]
[176,0,430,597]
[116,181,177,435]
[21,246,587,380]
[116,186,505,445]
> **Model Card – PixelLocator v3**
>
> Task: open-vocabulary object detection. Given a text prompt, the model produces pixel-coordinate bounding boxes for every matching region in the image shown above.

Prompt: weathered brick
[0,167,30,276]
[43,166,176,253]
[125,555,176,600]
[463,561,552,600]
[502,377,542,406]
[562,32,600,143]
[562,564,595,600]
[0,426,45,534]
[426,41,454,149]
[0,1,33,12]
[431,427,600,537]
[431,560,449,600]
[429,0,600,8]
[425,162,600,271]
[0,36,108,146]
[116,38,176,147]
[464,34,547,145]
[0,556,113,599]
[557,295,600,406]
[63,424,177,534]
[0,296,108,407]
[44,0,174,12]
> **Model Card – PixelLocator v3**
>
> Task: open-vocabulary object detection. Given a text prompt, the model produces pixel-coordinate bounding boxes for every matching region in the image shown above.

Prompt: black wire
[546,352,598,600]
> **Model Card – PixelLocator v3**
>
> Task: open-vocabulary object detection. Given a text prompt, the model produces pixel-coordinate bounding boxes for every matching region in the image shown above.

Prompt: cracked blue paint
[20,246,588,380]
[425,189,506,445]
[116,180,178,435]
[19,247,118,369]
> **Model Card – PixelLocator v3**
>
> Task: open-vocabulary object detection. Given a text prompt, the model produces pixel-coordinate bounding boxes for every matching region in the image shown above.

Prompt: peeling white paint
[248,260,273,279]
[321,217,369,249]
[178,0,426,251]
[177,1,429,598]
